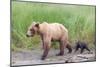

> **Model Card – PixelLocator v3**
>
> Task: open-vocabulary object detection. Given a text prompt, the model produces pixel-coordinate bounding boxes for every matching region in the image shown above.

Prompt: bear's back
[49,23,68,33]
[48,23,68,40]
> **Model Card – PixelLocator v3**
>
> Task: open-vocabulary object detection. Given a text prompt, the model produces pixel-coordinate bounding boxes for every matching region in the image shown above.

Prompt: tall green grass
[11,1,95,51]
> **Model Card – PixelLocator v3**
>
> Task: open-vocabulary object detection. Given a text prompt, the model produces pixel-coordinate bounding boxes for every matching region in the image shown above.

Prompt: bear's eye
[30,29,33,31]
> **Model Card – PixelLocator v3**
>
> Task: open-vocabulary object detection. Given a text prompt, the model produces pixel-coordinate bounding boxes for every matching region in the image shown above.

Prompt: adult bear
[26,22,72,60]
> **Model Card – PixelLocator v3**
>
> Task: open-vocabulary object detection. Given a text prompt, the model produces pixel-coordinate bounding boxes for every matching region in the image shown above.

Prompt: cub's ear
[35,23,39,28]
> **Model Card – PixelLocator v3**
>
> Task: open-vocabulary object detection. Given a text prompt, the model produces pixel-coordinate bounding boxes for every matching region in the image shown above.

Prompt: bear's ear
[35,23,39,28]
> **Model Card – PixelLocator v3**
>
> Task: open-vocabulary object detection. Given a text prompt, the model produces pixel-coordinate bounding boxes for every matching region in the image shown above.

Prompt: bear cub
[75,41,90,53]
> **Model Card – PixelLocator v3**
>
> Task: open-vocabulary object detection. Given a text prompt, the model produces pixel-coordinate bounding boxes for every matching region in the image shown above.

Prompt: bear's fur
[75,41,90,53]
[26,22,72,60]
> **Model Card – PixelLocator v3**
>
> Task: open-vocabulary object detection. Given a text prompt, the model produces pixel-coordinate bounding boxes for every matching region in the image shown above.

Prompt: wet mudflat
[11,48,96,66]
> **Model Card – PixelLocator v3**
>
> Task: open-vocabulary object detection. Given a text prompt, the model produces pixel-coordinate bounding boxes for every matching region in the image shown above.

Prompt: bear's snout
[26,34,30,37]
[26,34,34,37]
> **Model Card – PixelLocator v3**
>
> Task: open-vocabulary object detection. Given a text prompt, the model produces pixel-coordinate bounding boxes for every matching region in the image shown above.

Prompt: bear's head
[26,22,39,37]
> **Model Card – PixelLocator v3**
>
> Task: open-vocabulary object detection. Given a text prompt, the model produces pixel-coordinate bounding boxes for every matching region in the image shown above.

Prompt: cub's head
[26,22,39,37]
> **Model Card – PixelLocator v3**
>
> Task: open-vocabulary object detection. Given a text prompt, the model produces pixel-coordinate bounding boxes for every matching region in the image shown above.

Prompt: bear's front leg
[41,36,45,49]
[41,40,51,60]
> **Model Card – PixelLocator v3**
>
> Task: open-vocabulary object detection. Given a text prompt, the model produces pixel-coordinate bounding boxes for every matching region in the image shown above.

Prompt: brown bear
[26,22,72,60]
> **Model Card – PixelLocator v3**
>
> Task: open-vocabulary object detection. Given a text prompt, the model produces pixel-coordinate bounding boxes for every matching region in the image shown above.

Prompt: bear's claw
[41,57,46,60]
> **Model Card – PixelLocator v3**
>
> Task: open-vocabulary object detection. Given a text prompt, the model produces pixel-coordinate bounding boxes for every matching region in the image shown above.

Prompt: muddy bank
[11,48,96,66]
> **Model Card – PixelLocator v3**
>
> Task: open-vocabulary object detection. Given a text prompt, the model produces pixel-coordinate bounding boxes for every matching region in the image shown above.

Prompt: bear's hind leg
[56,41,65,56]
[66,44,72,53]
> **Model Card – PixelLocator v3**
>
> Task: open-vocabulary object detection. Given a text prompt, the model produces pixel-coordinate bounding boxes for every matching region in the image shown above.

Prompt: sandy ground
[11,48,96,66]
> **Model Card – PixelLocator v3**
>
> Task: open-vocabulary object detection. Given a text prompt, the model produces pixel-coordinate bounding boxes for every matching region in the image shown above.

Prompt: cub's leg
[85,46,90,52]
[75,45,79,52]
[80,47,85,53]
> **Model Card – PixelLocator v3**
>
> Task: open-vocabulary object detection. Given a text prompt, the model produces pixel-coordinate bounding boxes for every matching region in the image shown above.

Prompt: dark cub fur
[75,41,90,53]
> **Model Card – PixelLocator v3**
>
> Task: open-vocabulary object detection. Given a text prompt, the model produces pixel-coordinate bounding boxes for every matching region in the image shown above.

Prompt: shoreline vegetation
[11,1,95,51]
